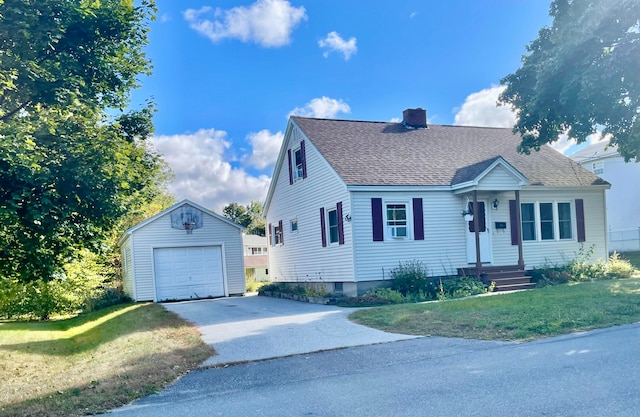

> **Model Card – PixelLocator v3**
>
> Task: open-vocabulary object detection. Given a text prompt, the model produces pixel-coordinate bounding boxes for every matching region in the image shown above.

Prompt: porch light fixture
[344,214,352,222]
[492,198,499,210]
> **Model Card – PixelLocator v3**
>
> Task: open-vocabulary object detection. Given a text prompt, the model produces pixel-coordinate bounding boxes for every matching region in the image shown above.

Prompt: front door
[466,201,493,264]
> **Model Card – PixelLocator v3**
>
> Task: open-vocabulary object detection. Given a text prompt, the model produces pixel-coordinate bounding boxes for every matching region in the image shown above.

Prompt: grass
[0,303,214,417]
[350,277,640,341]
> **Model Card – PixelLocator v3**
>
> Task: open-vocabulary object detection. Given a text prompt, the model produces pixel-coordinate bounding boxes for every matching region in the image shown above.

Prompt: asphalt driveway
[162,294,419,367]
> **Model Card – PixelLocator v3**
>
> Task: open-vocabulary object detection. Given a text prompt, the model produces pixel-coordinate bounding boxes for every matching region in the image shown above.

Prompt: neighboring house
[243,234,270,282]
[264,108,610,297]
[571,141,640,252]
[118,199,245,302]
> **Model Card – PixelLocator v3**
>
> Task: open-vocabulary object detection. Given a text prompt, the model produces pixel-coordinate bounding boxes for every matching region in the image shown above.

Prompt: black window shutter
[509,200,518,245]
[268,223,273,246]
[371,198,383,241]
[412,198,424,240]
[337,201,345,245]
[575,199,586,242]
[287,149,293,185]
[320,207,327,247]
[301,140,307,179]
[279,220,284,244]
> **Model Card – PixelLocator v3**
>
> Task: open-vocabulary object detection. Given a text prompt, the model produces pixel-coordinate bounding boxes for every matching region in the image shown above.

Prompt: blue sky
[132,0,585,211]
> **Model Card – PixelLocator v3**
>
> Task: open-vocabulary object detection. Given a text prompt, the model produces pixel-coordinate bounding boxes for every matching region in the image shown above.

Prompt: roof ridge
[292,115,514,131]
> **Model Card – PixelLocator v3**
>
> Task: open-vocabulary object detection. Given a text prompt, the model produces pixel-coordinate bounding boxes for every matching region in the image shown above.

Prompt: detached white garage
[118,200,245,302]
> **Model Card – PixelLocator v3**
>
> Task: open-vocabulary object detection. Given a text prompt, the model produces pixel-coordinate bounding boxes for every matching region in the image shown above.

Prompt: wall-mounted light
[492,198,500,210]
[344,214,352,222]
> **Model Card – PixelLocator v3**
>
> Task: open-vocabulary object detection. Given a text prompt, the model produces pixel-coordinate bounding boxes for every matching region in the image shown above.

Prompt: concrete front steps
[458,265,537,292]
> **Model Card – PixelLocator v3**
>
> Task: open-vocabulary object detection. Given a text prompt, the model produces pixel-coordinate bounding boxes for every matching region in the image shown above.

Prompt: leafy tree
[0,0,162,284]
[222,201,265,236]
[223,203,251,227]
[499,0,640,162]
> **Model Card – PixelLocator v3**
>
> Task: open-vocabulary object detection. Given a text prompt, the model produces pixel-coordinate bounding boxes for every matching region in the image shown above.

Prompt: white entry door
[154,246,225,301]
[466,201,493,264]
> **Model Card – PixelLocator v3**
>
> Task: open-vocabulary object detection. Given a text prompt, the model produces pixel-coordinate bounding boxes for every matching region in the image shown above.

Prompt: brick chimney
[402,108,427,129]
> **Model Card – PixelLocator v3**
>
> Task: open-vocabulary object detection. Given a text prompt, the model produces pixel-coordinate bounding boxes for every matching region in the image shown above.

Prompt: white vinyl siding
[352,190,465,281]
[266,126,353,284]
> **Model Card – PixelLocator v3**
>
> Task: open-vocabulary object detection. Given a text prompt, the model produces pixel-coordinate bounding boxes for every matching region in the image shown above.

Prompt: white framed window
[290,218,298,232]
[250,247,265,255]
[592,161,604,175]
[293,147,304,181]
[386,203,408,239]
[328,208,339,244]
[521,201,573,242]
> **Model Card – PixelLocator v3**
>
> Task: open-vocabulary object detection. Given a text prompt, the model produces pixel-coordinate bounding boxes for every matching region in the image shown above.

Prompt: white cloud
[152,129,270,212]
[183,0,307,47]
[289,96,351,118]
[243,129,284,169]
[318,31,357,60]
[453,85,516,128]
[453,86,576,154]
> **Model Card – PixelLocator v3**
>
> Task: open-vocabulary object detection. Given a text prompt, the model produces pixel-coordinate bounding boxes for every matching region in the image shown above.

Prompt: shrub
[437,277,490,300]
[259,282,287,293]
[304,284,327,297]
[0,249,130,320]
[363,288,406,304]
[606,252,636,278]
[532,247,636,287]
[389,260,431,296]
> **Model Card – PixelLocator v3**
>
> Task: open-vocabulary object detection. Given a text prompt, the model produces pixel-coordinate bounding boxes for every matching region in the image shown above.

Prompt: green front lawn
[350,277,640,341]
[0,303,214,417]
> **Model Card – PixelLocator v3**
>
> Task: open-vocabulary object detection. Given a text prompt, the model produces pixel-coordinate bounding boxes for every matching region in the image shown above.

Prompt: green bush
[532,247,636,287]
[389,260,434,296]
[0,249,129,320]
[437,277,490,300]
[259,282,287,293]
[606,252,637,278]
[363,288,406,304]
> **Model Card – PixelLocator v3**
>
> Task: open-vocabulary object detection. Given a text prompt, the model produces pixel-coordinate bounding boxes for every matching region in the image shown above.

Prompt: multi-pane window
[592,161,604,175]
[293,148,303,181]
[521,203,536,241]
[540,203,554,240]
[328,209,339,244]
[558,203,572,239]
[251,247,264,255]
[521,202,573,242]
[386,204,407,238]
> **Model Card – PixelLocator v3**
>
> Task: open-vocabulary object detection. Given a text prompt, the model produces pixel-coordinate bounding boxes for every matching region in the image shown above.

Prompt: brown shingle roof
[291,116,608,188]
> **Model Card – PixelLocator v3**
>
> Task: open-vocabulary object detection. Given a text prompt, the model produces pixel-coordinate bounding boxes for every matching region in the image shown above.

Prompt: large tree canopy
[499,0,640,162]
[0,0,163,283]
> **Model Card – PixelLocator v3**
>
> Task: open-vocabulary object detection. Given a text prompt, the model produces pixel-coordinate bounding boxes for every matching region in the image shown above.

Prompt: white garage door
[154,246,225,302]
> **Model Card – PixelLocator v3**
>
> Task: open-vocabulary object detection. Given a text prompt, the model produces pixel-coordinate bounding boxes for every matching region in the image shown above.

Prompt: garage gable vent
[170,204,203,234]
